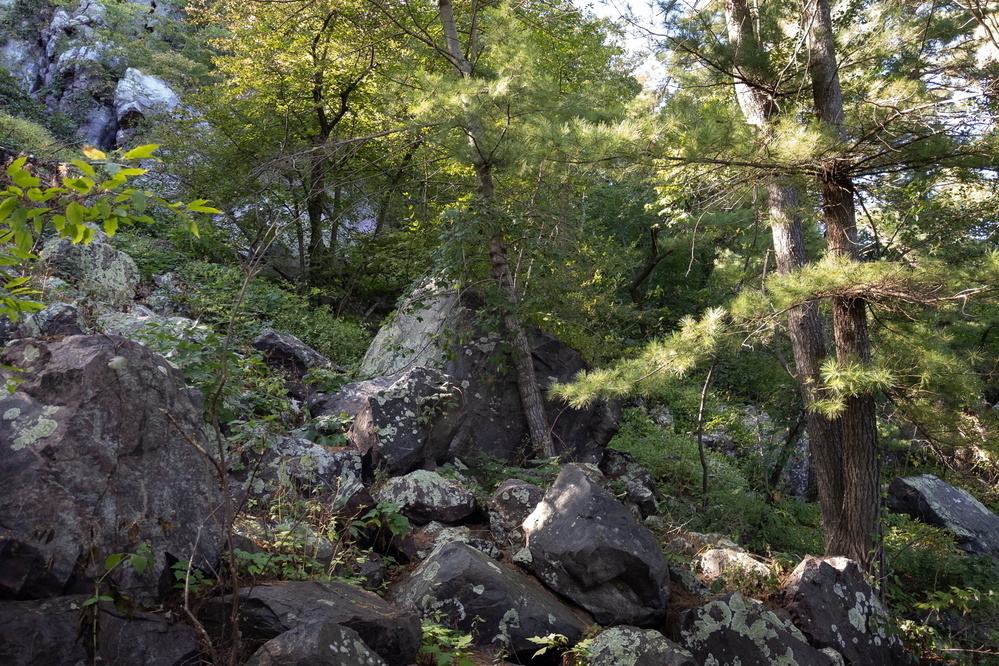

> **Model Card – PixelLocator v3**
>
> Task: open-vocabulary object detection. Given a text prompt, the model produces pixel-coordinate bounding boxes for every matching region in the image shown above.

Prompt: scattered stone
[245,621,387,666]
[680,592,836,666]
[488,479,545,547]
[524,465,670,627]
[252,329,340,400]
[348,367,462,475]
[886,474,999,558]
[203,580,420,666]
[373,470,477,525]
[0,336,224,604]
[780,556,909,666]
[390,542,589,661]
[599,448,661,517]
[585,626,696,666]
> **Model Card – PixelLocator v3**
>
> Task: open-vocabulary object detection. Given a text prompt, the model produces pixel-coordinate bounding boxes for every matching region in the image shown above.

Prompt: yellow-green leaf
[82,146,106,160]
[66,201,85,227]
[103,216,119,236]
[69,159,96,177]
[122,144,159,160]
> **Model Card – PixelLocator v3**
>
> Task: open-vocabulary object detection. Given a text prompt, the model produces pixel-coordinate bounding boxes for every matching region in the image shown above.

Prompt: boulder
[0,336,224,604]
[40,237,139,309]
[0,595,201,666]
[886,474,999,557]
[252,329,340,400]
[113,67,180,144]
[414,522,501,560]
[780,556,909,666]
[696,548,773,584]
[347,367,462,474]
[444,328,619,463]
[390,542,589,661]
[680,592,837,666]
[309,374,400,419]
[234,436,363,504]
[585,626,696,666]
[203,580,420,666]
[599,448,660,517]
[97,306,210,343]
[373,470,477,525]
[245,621,387,666]
[488,478,545,547]
[523,465,670,627]
[12,302,89,339]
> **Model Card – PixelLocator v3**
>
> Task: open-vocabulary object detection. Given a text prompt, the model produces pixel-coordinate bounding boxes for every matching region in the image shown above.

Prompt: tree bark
[804,0,880,570]
[439,0,555,459]
[725,0,845,551]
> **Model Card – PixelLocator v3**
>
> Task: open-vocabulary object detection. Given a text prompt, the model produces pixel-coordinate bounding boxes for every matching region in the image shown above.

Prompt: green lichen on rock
[10,405,60,450]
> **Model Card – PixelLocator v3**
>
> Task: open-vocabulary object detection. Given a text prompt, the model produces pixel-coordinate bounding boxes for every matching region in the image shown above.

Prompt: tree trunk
[439,0,555,459]
[805,0,880,570]
[725,0,845,552]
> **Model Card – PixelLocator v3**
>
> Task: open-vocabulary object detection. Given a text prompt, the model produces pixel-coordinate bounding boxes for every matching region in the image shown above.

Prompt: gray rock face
[886,474,999,557]
[235,436,364,504]
[585,626,696,666]
[205,580,420,666]
[523,465,670,627]
[0,336,224,604]
[696,548,772,583]
[390,542,589,661]
[245,621,387,666]
[309,374,399,419]
[445,328,619,463]
[780,556,908,666]
[488,478,545,547]
[373,470,477,525]
[40,237,140,309]
[11,302,89,339]
[113,67,180,144]
[0,595,201,666]
[680,592,836,666]
[348,367,462,474]
[414,522,502,560]
[599,448,660,517]
[253,328,338,400]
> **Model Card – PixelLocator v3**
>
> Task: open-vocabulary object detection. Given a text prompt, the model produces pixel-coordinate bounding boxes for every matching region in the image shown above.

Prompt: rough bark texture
[805,0,880,569]
[726,0,845,554]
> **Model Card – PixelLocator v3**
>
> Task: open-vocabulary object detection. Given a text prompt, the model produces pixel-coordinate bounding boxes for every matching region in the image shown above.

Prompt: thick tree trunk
[725,0,845,552]
[439,0,555,459]
[805,0,880,570]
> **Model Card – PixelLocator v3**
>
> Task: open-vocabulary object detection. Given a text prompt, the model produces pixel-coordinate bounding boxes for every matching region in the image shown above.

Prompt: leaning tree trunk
[804,0,880,570]
[438,0,555,459]
[724,0,844,548]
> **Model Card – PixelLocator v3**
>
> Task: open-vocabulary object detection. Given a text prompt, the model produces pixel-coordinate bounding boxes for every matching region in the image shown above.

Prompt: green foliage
[418,619,475,666]
[173,261,372,367]
[85,541,155,610]
[171,558,211,595]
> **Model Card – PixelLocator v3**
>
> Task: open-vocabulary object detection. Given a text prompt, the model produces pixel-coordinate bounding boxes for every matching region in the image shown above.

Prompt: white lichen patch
[11,406,61,451]
[22,345,40,362]
[472,584,485,595]
[3,408,20,420]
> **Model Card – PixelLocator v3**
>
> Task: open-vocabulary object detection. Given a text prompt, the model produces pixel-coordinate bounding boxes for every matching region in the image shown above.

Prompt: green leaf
[11,170,40,188]
[130,553,149,574]
[82,146,106,160]
[69,160,96,177]
[0,196,19,220]
[115,168,148,177]
[122,144,159,160]
[6,157,27,176]
[65,201,85,227]
[105,553,126,570]
[103,216,119,236]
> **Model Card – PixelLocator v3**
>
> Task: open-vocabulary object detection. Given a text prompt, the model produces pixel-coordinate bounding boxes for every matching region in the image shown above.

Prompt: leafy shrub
[0,110,75,160]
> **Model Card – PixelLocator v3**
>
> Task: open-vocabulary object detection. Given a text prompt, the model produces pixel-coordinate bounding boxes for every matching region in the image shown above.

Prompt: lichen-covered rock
[245,621,387,666]
[523,465,670,627]
[780,556,909,666]
[309,374,399,419]
[696,548,773,584]
[886,474,999,557]
[113,67,180,144]
[373,470,477,525]
[415,522,501,559]
[252,328,340,400]
[40,238,140,309]
[0,595,201,666]
[97,306,210,342]
[348,367,462,474]
[390,542,589,662]
[599,448,661,517]
[235,436,364,504]
[488,479,545,547]
[203,580,420,666]
[12,302,89,339]
[585,626,696,666]
[680,592,836,666]
[0,336,224,604]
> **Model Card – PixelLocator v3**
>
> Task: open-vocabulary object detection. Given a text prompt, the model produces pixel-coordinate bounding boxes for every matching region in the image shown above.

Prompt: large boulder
[585,626,696,666]
[488,478,545,547]
[11,302,89,340]
[886,474,999,557]
[309,374,400,419]
[245,621,387,666]
[0,595,201,666]
[252,329,339,400]
[0,336,224,604]
[347,367,462,474]
[390,542,589,662]
[113,67,180,145]
[780,556,908,666]
[203,580,420,666]
[680,592,837,666]
[234,436,364,504]
[523,465,670,627]
[373,469,477,525]
[40,237,140,309]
